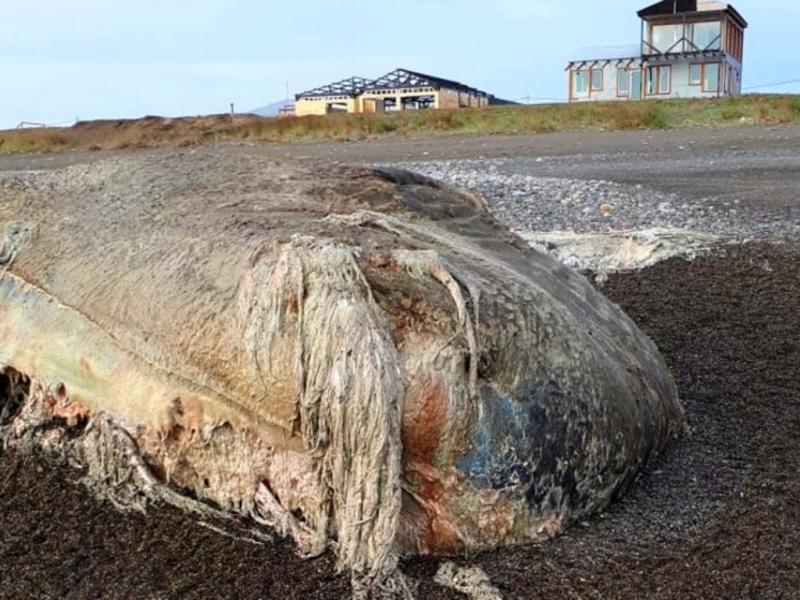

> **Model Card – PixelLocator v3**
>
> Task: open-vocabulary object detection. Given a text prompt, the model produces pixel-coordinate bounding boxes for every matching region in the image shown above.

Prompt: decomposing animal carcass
[0,151,683,597]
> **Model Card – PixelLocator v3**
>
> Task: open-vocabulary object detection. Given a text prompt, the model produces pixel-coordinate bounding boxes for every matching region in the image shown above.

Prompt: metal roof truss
[296,76,373,99]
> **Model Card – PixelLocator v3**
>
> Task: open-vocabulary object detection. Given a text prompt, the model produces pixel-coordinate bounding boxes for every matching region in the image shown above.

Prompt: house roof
[638,0,748,28]
[571,45,643,62]
[366,69,488,97]
[566,49,725,70]
[296,77,374,100]
[296,69,491,101]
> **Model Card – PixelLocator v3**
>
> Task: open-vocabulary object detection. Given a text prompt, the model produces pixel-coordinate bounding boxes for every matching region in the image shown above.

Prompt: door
[630,70,642,101]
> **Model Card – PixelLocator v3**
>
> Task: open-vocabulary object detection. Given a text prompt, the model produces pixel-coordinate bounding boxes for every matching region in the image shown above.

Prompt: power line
[743,77,800,91]
[514,96,567,104]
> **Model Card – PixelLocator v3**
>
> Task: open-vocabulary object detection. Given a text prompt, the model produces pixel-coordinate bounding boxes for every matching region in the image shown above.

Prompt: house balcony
[642,20,725,58]
[641,48,726,68]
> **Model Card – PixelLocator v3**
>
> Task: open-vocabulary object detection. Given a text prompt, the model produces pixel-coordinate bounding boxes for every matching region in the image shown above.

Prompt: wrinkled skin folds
[0,152,682,594]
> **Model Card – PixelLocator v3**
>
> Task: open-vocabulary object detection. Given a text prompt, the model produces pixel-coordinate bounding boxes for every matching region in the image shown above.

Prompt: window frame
[630,69,643,100]
[659,65,672,95]
[573,70,589,95]
[650,23,684,54]
[616,68,630,97]
[690,21,722,51]
[702,62,721,93]
[646,65,672,96]
[590,68,604,92]
[689,63,703,86]
[647,67,657,95]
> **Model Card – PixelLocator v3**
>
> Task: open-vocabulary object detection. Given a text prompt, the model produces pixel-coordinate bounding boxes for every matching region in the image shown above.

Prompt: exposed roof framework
[296,77,373,99]
[566,49,725,71]
[296,69,492,102]
[641,48,725,64]
[367,69,488,97]
[566,58,637,71]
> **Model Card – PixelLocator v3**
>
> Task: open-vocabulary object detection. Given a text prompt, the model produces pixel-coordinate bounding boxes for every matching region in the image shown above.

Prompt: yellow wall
[438,90,460,109]
[295,97,359,117]
[296,88,488,116]
[438,89,489,109]
[360,97,384,113]
[295,99,324,117]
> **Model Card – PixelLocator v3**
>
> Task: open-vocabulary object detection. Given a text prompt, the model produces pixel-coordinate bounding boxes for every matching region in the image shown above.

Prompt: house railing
[643,33,722,56]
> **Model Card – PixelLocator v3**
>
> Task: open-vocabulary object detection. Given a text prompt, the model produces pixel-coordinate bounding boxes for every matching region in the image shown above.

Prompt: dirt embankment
[2,94,799,156]
[1,242,798,599]
[0,114,264,155]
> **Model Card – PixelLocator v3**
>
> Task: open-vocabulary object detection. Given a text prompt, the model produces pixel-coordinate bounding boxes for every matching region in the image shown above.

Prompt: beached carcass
[0,150,682,597]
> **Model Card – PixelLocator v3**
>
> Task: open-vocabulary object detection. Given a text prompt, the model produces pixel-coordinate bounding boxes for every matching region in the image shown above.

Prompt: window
[573,70,589,94]
[660,66,672,94]
[651,24,683,53]
[631,70,643,100]
[617,69,629,96]
[690,63,703,85]
[690,21,721,51]
[647,65,671,95]
[703,62,720,92]
[591,69,604,91]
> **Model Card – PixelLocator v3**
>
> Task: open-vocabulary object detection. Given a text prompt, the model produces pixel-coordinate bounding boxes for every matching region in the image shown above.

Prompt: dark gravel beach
[459,241,800,599]
[2,241,798,600]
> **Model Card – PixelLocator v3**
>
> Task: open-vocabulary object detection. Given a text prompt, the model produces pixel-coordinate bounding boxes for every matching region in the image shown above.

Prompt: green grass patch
[2,94,799,156]
[643,104,671,129]
[374,118,398,133]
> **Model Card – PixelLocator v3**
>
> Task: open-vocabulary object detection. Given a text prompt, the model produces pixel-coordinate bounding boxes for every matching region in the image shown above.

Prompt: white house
[567,1,747,103]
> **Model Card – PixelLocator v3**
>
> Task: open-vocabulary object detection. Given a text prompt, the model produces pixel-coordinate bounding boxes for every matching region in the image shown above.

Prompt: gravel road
[5,124,798,239]
[386,157,799,239]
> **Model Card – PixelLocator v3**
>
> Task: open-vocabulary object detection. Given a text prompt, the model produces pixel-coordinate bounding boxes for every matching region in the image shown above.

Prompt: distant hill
[246,100,294,118]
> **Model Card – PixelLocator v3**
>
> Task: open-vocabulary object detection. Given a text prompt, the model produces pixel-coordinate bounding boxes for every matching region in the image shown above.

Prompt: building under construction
[294,69,501,116]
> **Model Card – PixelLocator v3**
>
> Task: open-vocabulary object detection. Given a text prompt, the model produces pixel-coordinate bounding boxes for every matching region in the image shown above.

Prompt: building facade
[567,1,747,103]
[295,69,494,117]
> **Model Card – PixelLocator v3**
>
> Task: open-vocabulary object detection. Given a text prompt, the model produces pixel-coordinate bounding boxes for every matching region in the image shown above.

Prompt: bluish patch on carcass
[521,380,594,512]
[456,380,595,513]
[455,389,534,492]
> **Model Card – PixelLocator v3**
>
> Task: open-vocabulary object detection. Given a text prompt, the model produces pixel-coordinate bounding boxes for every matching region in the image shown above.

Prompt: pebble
[385,157,795,239]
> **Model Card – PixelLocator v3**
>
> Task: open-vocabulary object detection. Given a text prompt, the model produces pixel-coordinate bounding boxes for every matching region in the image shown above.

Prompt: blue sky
[1,1,798,129]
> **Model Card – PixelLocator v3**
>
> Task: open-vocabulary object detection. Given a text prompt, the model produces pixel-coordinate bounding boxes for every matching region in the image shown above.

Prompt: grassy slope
[2,94,799,156]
